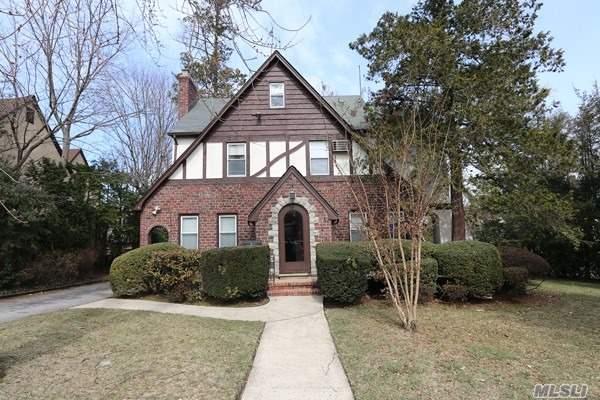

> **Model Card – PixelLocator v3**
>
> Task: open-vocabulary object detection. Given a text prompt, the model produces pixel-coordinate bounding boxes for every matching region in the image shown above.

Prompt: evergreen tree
[351,0,564,239]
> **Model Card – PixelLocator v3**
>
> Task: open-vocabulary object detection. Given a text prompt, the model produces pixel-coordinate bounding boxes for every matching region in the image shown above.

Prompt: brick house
[135,51,451,280]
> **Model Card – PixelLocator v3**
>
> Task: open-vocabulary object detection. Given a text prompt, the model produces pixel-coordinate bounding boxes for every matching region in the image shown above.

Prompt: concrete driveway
[0,282,112,323]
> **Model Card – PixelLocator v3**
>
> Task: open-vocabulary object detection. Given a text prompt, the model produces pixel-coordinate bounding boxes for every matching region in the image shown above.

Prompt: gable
[135,51,362,211]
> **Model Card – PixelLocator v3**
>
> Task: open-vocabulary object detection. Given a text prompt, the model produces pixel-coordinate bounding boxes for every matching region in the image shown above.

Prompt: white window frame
[269,82,285,108]
[309,140,330,176]
[180,215,199,249]
[227,142,247,177]
[218,214,238,248]
[349,212,367,242]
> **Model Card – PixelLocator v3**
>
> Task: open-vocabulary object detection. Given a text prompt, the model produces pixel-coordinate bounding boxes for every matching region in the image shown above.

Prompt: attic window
[25,107,34,124]
[269,82,285,108]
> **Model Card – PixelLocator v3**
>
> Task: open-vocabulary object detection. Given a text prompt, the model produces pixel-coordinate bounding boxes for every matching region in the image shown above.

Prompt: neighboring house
[135,51,451,278]
[0,96,87,167]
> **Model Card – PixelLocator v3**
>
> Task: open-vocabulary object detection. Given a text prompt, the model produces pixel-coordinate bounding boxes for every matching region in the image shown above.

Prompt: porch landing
[267,276,320,296]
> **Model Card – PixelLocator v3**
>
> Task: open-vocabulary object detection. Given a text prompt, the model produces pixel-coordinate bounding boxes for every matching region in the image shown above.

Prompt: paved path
[0,282,112,323]
[78,296,354,399]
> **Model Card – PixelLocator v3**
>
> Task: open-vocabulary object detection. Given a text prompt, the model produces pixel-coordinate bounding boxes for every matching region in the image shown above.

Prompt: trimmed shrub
[440,283,468,301]
[147,249,202,302]
[499,247,551,278]
[201,245,269,300]
[317,241,374,304]
[316,241,438,304]
[432,240,503,298]
[502,266,529,295]
[109,242,179,297]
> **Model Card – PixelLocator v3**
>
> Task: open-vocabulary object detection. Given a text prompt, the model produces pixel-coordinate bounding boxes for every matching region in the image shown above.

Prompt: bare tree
[0,0,131,166]
[101,68,176,192]
[345,103,448,331]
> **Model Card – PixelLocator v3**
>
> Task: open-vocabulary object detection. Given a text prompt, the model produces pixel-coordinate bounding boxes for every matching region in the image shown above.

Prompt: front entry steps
[267,276,320,296]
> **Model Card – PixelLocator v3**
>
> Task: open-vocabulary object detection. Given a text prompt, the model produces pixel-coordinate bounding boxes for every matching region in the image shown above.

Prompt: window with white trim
[180,216,198,249]
[349,212,366,242]
[309,141,330,175]
[219,215,237,247]
[227,143,246,177]
[269,82,285,108]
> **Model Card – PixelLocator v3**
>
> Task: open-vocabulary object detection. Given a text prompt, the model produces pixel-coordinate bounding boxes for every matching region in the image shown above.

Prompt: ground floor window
[180,216,198,249]
[349,212,367,241]
[219,215,237,247]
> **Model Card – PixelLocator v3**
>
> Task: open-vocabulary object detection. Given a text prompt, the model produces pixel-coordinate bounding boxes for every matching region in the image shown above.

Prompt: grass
[326,280,600,400]
[0,309,263,399]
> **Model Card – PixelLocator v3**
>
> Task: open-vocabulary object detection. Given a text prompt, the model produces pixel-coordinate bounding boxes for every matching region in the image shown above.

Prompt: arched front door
[279,204,310,274]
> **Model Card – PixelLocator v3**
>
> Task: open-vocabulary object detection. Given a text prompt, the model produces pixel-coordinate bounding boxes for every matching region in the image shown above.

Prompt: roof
[0,96,36,121]
[67,148,89,166]
[247,166,339,222]
[169,94,367,134]
[136,51,363,211]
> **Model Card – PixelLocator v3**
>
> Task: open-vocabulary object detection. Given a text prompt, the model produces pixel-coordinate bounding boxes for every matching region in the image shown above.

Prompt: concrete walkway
[77,296,354,399]
[0,282,112,323]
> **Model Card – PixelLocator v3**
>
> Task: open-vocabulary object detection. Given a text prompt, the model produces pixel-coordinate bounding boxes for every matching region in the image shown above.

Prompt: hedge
[499,246,551,278]
[147,249,202,302]
[109,242,180,297]
[316,241,439,304]
[502,266,529,295]
[316,241,374,304]
[432,240,503,298]
[200,245,270,300]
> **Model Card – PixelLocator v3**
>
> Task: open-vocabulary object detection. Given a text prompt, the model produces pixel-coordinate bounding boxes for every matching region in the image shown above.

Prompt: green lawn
[326,280,600,400]
[0,309,263,399]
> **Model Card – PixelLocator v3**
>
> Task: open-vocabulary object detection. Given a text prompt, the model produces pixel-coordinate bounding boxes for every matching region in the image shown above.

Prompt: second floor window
[269,82,285,108]
[227,143,246,177]
[25,107,34,124]
[309,141,330,175]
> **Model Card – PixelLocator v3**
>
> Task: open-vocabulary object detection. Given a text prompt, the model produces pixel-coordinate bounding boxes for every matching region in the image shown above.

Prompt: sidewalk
[77,296,354,399]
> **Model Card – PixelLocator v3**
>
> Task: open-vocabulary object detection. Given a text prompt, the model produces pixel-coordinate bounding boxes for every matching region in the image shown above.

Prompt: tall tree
[102,69,176,192]
[180,0,307,97]
[351,0,564,240]
[0,0,131,164]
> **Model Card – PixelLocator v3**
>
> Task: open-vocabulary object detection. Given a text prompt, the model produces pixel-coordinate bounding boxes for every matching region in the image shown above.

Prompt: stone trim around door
[267,196,318,276]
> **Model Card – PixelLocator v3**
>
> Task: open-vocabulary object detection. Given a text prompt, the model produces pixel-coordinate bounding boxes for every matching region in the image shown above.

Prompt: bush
[316,241,439,304]
[317,241,374,304]
[499,246,551,278]
[147,249,202,302]
[502,266,529,295]
[12,248,99,290]
[201,245,269,301]
[432,240,503,298]
[109,242,179,297]
[440,283,468,301]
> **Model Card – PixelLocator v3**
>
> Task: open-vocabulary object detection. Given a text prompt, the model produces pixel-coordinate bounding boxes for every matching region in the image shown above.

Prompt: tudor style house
[135,51,451,280]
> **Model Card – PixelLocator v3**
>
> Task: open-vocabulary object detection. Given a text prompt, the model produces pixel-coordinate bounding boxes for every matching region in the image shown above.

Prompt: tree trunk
[450,157,466,241]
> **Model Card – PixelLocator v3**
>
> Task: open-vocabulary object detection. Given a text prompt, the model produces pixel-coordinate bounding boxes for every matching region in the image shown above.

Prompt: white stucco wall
[187,143,203,179]
[175,137,194,160]
[333,153,350,176]
[205,142,223,178]
[269,141,286,177]
[289,143,306,175]
[250,141,267,177]
[433,209,452,243]
[352,141,369,174]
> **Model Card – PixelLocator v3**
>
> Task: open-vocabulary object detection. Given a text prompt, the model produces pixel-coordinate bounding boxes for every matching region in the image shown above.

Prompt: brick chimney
[176,70,198,119]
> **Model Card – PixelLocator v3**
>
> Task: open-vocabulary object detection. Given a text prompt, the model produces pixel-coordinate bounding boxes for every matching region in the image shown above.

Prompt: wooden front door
[279,204,310,274]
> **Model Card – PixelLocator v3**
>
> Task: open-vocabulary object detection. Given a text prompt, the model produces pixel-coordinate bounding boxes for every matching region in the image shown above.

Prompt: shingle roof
[169,95,367,135]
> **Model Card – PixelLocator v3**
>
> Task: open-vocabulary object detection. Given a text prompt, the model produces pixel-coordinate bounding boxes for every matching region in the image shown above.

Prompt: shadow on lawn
[0,310,112,381]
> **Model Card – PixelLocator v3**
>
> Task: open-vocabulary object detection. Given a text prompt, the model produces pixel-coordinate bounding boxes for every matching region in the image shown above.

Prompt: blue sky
[137,0,600,115]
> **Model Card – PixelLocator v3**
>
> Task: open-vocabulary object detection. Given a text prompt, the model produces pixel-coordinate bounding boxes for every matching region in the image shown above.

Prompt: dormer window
[269,82,285,108]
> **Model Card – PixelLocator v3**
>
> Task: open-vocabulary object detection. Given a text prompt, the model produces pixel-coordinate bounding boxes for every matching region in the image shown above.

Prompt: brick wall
[139,177,363,250]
